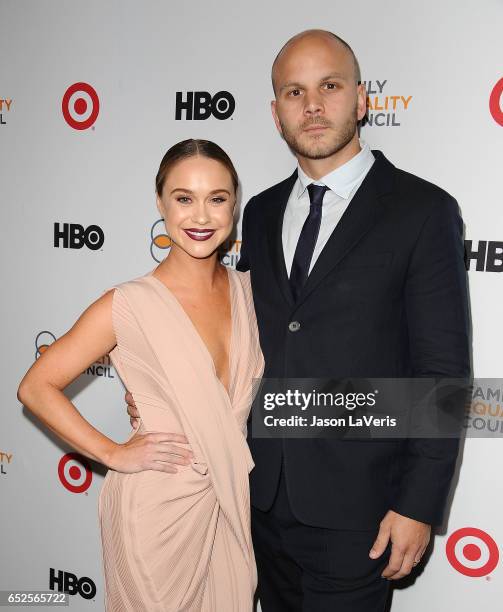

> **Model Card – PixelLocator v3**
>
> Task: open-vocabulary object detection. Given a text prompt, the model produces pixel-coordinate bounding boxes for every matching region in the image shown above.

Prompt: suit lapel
[294,150,395,309]
[265,169,298,307]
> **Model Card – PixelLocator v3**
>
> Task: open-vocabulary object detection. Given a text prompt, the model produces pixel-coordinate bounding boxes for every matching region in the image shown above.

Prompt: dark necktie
[289,183,329,300]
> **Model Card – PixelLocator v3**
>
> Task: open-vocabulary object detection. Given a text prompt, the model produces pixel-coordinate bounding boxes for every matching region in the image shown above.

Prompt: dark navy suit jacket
[237,150,470,529]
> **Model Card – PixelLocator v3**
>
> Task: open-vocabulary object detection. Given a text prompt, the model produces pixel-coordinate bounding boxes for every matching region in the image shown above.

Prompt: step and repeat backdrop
[1,0,502,610]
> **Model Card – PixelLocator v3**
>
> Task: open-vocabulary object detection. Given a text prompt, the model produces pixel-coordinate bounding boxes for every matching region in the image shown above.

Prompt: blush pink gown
[98,267,264,611]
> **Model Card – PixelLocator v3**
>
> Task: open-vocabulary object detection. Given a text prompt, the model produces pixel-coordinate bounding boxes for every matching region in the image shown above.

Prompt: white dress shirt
[282,140,375,276]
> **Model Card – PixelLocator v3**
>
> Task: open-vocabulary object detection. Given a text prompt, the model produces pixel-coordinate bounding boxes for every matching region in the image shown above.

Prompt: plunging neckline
[145,266,235,402]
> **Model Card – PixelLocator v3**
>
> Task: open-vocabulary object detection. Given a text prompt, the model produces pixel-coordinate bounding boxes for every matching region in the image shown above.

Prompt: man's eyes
[287,83,338,97]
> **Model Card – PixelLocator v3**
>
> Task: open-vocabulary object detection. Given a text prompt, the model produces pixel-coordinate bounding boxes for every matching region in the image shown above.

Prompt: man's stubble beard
[279,103,359,160]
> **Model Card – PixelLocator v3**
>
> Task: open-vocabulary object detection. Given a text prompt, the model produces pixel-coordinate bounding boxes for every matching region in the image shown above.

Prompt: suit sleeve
[391,194,471,526]
[236,196,255,272]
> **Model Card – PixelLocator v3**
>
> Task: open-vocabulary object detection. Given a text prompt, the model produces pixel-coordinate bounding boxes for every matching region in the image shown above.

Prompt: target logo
[35,331,57,360]
[58,453,92,493]
[489,78,503,127]
[150,218,173,262]
[62,82,100,130]
[446,527,500,577]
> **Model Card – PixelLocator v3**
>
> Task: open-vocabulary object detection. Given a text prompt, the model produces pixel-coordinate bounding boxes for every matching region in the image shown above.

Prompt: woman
[17,139,264,611]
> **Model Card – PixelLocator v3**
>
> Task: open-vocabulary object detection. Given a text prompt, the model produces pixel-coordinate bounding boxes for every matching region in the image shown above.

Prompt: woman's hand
[106,431,194,474]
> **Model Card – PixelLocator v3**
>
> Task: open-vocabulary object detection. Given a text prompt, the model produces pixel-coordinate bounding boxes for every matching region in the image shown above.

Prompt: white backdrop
[1,0,502,609]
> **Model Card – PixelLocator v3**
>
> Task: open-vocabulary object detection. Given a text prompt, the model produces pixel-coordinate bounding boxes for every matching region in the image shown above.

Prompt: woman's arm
[17,290,193,472]
[18,290,118,464]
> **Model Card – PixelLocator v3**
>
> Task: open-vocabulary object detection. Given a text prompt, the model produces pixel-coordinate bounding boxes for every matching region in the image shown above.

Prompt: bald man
[127,29,470,611]
[235,30,469,611]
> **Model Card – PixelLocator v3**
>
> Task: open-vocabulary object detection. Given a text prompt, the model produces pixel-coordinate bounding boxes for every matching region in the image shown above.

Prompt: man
[127,30,470,611]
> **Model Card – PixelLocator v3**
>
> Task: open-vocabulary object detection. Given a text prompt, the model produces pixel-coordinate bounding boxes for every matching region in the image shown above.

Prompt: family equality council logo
[0,97,12,125]
[35,331,114,378]
[362,80,412,127]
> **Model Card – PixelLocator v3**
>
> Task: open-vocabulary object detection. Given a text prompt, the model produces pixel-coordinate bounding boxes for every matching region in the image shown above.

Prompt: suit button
[288,321,301,332]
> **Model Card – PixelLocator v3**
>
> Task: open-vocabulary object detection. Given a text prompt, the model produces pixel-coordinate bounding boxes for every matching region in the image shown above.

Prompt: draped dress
[98,267,264,611]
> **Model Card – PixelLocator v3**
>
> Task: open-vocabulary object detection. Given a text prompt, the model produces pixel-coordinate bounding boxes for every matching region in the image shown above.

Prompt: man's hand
[126,390,141,429]
[369,510,431,580]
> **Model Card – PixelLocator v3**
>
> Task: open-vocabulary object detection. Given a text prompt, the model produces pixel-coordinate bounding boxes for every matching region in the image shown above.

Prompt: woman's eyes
[176,196,226,204]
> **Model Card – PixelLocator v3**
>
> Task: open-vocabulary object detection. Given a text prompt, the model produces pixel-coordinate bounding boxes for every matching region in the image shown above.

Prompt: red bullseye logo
[62,82,100,130]
[489,78,503,126]
[58,453,92,493]
[446,527,499,577]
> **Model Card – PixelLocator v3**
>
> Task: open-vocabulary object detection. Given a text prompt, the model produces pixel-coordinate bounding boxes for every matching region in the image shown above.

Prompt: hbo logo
[53,223,104,250]
[49,568,96,600]
[175,91,235,120]
[465,240,503,272]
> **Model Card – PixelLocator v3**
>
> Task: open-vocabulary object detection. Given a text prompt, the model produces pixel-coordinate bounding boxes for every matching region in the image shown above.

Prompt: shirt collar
[296,140,375,200]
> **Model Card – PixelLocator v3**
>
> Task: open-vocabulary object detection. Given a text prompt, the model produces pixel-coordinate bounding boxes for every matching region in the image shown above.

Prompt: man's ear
[356,83,367,122]
[271,100,283,137]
